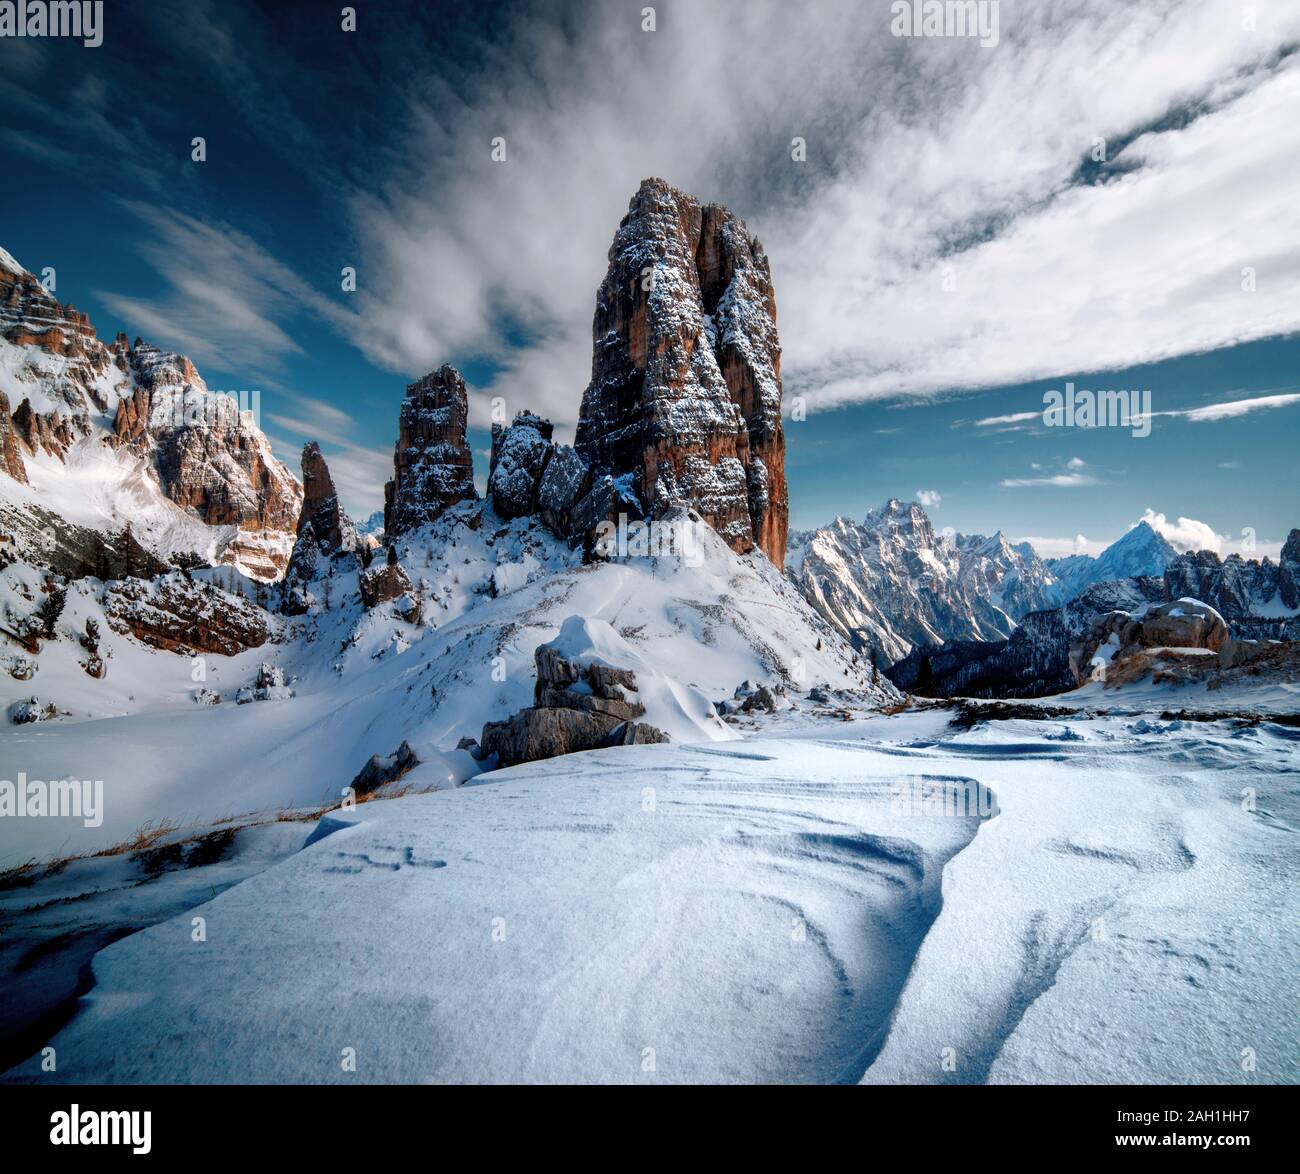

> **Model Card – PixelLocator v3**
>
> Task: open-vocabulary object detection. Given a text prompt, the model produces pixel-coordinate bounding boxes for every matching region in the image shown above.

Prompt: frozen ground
[5,707,1296,1084]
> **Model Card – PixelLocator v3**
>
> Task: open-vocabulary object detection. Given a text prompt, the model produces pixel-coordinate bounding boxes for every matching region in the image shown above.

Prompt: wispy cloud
[96,203,363,378]
[1001,472,1098,489]
[1166,391,1300,422]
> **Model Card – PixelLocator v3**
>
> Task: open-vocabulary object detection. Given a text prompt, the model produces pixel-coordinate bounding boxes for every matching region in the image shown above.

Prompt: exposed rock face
[0,391,27,483]
[789,500,1062,664]
[479,633,667,767]
[1164,532,1300,617]
[0,246,302,580]
[287,443,357,582]
[350,740,420,796]
[102,576,270,656]
[1070,597,1229,686]
[384,365,477,537]
[487,412,554,520]
[116,342,302,576]
[537,444,591,538]
[886,577,1168,699]
[359,560,414,609]
[574,178,788,567]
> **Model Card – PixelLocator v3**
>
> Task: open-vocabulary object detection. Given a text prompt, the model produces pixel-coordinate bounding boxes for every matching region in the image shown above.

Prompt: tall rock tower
[574,178,788,568]
[383,364,478,537]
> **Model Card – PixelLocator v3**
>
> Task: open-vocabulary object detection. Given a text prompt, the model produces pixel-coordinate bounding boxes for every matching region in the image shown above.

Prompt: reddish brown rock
[103,576,270,656]
[1,248,302,578]
[359,560,415,609]
[286,443,357,582]
[0,391,27,483]
[574,178,788,567]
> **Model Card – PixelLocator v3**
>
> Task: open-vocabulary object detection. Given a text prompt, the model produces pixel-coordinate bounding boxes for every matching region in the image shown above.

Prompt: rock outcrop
[102,575,270,656]
[0,246,302,580]
[359,557,414,610]
[479,630,668,767]
[384,365,477,537]
[350,740,420,796]
[487,412,554,520]
[886,576,1168,699]
[573,178,788,567]
[286,442,356,583]
[1069,597,1229,686]
[0,391,27,483]
[1164,531,1300,618]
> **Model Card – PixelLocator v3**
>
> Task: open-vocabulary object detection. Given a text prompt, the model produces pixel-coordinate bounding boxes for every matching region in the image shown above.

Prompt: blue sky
[2,0,1297,555]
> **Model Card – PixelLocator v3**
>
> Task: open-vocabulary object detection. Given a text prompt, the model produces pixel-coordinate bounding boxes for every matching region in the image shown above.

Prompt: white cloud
[1171,391,1300,423]
[916,488,942,508]
[333,0,1300,425]
[976,410,1040,426]
[1136,509,1223,554]
[1001,473,1098,489]
[97,203,363,378]
[1066,457,1086,470]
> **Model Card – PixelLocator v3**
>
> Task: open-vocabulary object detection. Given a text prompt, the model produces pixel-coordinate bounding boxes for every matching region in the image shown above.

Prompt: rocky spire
[383,364,477,537]
[290,442,356,564]
[574,177,788,568]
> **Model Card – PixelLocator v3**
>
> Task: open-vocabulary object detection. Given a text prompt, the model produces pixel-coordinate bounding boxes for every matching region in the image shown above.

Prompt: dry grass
[0,781,441,890]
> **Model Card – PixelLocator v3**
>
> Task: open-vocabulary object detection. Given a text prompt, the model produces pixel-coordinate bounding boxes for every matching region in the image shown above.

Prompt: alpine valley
[1,180,1296,1088]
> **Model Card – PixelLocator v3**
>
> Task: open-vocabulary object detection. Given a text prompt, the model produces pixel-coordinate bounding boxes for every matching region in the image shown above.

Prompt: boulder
[477,627,667,766]
[286,443,357,583]
[350,740,420,796]
[359,562,413,609]
[103,575,269,656]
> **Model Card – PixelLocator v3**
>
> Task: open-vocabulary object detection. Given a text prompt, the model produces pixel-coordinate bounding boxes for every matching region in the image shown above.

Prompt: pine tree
[35,585,67,637]
[121,523,138,578]
[916,655,934,695]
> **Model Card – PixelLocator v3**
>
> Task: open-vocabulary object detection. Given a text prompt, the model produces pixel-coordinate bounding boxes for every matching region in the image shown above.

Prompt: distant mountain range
[786,502,1181,665]
[886,530,1300,698]
[1042,522,1177,600]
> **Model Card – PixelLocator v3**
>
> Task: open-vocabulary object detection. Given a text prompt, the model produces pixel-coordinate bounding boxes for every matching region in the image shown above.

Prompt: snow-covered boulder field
[4,708,1295,1084]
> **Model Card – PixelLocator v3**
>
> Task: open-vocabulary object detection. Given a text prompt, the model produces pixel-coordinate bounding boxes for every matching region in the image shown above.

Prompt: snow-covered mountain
[1,181,893,865]
[0,247,301,580]
[887,530,1300,699]
[1165,531,1300,619]
[786,499,1062,664]
[1,183,1296,1091]
[1044,521,1176,599]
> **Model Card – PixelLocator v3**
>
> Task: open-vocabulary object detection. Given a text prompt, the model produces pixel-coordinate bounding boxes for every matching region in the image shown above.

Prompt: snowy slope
[1,508,887,865]
[7,708,1294,1084]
